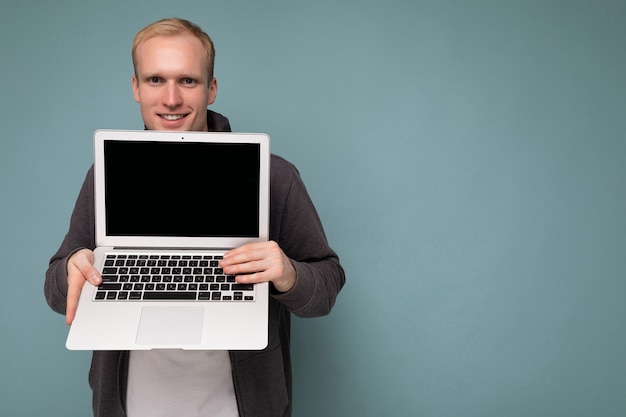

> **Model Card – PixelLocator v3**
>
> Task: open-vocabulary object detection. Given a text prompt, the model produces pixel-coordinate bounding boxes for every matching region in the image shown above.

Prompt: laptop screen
[103,140,260,238]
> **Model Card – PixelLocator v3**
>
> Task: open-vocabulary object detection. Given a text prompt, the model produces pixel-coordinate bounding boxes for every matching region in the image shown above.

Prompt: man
[45,18,345,417]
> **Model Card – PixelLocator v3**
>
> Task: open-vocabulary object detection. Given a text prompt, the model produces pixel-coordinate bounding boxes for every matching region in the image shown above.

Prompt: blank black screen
[104,140,260,237]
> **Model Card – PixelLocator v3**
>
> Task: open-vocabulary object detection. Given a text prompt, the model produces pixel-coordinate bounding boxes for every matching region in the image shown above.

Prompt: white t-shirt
[126,350,239,417]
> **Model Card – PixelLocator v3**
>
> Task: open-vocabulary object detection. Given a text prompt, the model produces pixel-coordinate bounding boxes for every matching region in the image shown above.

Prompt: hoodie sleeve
[268,156,345,318]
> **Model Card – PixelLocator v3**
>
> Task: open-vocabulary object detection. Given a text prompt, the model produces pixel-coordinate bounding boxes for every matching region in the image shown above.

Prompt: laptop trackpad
[136,306,203,345]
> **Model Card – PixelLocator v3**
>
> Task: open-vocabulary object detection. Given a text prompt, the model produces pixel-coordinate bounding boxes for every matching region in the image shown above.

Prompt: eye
[148,76,162,84]
[181,78,197,86]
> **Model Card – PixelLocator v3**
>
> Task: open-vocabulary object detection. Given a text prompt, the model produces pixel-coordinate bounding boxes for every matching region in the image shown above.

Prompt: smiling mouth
[159,114,187,121]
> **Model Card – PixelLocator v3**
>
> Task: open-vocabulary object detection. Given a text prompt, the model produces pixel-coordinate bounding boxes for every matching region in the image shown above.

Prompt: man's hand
[66,249,101,325]
[220,241,297,293]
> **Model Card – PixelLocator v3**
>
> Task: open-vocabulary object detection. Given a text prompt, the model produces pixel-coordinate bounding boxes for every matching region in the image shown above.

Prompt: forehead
[135,34,207,78]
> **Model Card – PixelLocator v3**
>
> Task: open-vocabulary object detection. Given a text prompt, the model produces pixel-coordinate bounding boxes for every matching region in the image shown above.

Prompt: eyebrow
[141,72,206,83]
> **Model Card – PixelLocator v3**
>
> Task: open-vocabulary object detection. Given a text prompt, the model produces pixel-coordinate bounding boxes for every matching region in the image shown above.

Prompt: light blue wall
[1,0,625,415]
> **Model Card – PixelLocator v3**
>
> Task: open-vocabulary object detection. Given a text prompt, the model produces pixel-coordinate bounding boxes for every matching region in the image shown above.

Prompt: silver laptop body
[66,129,270,350]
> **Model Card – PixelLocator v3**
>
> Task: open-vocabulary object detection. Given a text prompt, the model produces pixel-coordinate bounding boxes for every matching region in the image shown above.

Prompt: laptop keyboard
[93,253,255,302]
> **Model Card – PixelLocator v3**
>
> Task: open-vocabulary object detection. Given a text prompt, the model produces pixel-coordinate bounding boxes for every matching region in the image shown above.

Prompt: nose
[163,82,183,108]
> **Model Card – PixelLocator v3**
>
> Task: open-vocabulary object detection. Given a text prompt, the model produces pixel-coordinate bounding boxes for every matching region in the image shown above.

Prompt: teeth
[161,114,184,121]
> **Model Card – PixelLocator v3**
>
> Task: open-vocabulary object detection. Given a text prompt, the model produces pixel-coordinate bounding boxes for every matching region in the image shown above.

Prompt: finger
[65,250,100,325]
[222,242,262,264]
[222,258,264,277]
[221,252,263,274]
[66,275,82,325]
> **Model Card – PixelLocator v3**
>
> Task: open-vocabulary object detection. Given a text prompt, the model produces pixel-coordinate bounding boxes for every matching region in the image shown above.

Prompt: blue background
[1,0,625,415]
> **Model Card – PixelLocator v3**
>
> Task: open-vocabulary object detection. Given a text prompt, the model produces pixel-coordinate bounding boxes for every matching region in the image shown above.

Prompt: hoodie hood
[206,109,232,132]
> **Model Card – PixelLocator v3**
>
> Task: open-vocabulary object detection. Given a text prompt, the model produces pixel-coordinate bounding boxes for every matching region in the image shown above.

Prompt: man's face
[132,34,217,131]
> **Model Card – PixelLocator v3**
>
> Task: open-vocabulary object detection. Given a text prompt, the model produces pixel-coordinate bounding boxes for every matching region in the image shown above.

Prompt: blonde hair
[132,18,215,81]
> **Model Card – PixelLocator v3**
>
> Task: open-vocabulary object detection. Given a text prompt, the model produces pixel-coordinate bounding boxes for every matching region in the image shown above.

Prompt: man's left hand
[220,241,296,293]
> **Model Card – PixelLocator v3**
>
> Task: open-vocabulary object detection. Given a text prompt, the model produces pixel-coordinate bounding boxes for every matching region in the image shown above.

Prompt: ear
[132,74,140,103]
[207,77,218,105]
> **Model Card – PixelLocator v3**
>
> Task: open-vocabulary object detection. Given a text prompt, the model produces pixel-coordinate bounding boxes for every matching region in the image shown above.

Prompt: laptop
[66,129,270,351]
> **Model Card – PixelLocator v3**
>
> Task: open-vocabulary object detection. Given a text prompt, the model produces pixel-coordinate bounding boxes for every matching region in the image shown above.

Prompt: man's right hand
[66,249,102,325]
